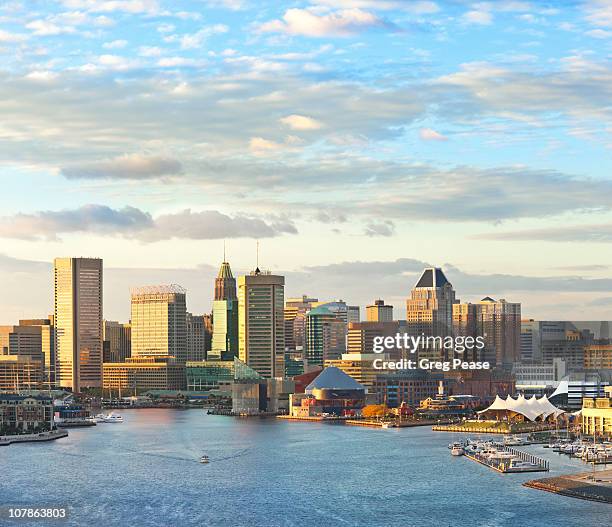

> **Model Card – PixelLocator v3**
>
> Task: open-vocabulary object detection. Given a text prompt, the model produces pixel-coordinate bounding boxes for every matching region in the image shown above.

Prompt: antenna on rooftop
[255,240,261,275]
[223,240,226,262]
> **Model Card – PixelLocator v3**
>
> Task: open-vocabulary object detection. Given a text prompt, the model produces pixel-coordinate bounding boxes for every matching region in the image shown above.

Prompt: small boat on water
[102,412,124,423]
[200,455,209,464]
[451,446,464,456]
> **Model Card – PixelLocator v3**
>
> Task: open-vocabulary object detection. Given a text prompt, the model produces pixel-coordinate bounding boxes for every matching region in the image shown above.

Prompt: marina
[457,439,550,473]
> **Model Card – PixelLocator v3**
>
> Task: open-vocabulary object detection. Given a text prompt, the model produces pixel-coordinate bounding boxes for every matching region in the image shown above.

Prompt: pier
[463,446,549,473]
[0,429,69,446]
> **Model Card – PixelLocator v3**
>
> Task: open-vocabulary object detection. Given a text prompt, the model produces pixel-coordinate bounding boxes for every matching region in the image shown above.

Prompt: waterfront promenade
[524,469,612,504]
[0,429,68,446]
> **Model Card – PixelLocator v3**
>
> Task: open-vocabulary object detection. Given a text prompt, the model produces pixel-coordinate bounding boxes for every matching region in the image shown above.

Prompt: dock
[463,446,549,473]
[524,469,612,503]
[0,429,69,446]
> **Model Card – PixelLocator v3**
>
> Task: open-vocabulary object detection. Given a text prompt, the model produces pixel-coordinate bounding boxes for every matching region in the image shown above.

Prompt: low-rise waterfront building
[289,366,366,417]
[186,360,234,392]
[581,386,612,438]
[373,370,444,407]
[0,394,54,434]
[325,352,389,393]
[102,355,186,392]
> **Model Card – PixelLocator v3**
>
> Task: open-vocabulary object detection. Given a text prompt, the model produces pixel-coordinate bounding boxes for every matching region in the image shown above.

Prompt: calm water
[1,409,611,527]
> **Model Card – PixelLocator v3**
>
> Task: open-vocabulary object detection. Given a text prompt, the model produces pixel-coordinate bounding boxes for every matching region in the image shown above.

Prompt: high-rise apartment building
[54,257,103,392]
[103,320,131,363]
[366,299,393,322]
[238,270,285,378]
[475,297,521,368]
[452,303,477,360]
[210,261,238,361]
[130,285,187,363]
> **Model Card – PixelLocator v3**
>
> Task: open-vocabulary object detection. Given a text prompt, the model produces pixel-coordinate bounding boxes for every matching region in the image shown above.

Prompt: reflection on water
[1,409,611,527]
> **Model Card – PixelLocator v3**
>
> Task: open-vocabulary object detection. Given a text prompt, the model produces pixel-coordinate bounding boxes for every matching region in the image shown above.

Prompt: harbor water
[1,409,611,527]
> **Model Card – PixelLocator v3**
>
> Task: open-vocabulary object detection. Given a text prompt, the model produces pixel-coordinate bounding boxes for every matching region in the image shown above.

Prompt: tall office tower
[406,268,457,359]
[238,270,285,378]
[210,261,238,361]
[476,297,521,368]
[284,296,318,353]
[347,305,360,324]
[304,306,346,367]
[131,285,187,363]
[187,313,210,361]
[103,320,131,363]
[452,303,478,360]
[366,299,393,322]
[20,316,55,385]
[520,319,541,362]
[54,257,103,392]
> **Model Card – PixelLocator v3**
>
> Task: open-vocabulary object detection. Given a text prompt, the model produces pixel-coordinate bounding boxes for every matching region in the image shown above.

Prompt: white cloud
[586,28,612,39]
[60,0,159,14]
[279,114,323,130]
[259,8,390,37]
[0,205,297,241]
[157,57,204,67]
[61,154,183,180]
[103,39,128,49]
[0,29,29,43]
[179,24,229,50]
[139,46,162,57]
[26,20,77,36]
[462,10,493,25]
[312,1,439,14]
[419,127,447,141]
[585,0,612,27]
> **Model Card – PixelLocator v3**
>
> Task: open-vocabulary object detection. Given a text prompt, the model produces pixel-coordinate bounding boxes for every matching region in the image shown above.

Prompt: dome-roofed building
[290,366,366,417]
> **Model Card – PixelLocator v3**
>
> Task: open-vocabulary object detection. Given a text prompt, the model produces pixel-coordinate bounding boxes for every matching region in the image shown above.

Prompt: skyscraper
[406,268,457,360]
[366,299,393,322]
[305,306,340,367]
[54,257,103,392]
[238,270,285,378]
[210,261,238,361]
[130,285,187,363]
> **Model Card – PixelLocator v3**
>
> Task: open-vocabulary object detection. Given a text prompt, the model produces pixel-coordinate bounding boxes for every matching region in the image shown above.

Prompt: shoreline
[0,429,69,446]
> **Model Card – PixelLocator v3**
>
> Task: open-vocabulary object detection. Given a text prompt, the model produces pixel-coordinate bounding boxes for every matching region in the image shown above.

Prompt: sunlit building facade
[54,257,103,392]
[238,270,285,378]
[131,285,187,363]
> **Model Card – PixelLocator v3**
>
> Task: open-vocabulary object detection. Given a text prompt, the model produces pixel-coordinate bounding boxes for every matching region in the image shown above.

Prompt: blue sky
[0,0,611,321]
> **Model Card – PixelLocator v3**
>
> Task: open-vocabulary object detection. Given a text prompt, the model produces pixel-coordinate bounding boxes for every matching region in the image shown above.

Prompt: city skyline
[1,1,612,320]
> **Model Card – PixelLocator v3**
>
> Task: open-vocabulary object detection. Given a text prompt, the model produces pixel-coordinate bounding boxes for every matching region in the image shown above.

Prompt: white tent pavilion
[477,394,564,422]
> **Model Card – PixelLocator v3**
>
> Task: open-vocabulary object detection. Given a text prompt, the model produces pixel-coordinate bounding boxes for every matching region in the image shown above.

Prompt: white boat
[509,459,539,470]
[200,455,209,464]
[451,447,464,456]
[102,412,123,423]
